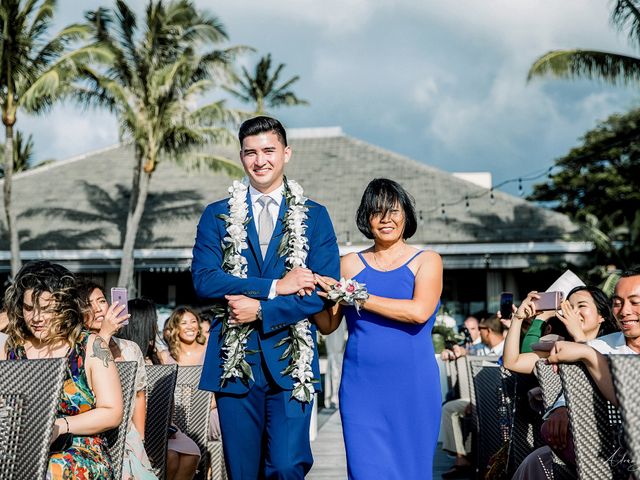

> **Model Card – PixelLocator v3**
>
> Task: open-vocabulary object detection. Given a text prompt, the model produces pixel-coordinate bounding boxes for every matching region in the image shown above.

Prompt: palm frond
[173,152,243,177]
[612,0,640,46]
[527,49,640,84]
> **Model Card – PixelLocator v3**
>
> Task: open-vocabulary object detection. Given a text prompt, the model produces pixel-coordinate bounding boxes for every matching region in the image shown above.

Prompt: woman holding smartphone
[0,262,123,479]
[78,281,157,480]
[503,285,617,374]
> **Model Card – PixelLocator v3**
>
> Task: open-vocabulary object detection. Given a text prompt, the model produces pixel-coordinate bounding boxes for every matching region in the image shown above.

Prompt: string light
[417,164,554,215]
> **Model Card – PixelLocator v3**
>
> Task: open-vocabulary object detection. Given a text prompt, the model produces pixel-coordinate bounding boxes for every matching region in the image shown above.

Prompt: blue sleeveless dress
[339,252,441,480]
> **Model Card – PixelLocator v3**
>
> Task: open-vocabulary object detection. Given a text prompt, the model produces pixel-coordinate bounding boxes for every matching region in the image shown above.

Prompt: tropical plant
[528,0,640,84]
[0,0,103,277]
[529,107,640,271]
[0,130,35,176]
[77,0,244,292]
[224,53,309,114]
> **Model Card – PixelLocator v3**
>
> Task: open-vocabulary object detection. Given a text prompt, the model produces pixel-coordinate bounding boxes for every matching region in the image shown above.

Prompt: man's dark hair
[620,266,640,278]
[239,116,287,147]
[479,315,504,335]
[356,178,418,240]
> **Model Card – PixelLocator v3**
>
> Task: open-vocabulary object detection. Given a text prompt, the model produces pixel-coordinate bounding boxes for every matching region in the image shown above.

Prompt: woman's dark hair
[4,261,83,349]
[119,298,160,364]
[76,280,104,326]
[567,285,618,336]
[356,178,418,240]
[239,116,287,147]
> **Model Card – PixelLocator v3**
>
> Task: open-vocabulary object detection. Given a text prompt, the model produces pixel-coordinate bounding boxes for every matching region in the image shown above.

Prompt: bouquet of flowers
[327,278,369,312]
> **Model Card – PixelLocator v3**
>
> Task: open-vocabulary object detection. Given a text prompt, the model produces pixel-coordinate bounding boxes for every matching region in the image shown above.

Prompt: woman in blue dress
[314,178,443,480]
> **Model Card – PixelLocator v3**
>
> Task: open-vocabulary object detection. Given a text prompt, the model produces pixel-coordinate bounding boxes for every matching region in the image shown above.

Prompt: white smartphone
[110,287,129,326]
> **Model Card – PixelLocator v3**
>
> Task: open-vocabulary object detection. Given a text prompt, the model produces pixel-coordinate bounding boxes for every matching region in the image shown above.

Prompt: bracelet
[61,416,70,434]
[327,278,369,312]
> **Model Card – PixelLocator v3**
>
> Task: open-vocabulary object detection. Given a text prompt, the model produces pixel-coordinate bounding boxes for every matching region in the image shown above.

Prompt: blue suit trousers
[215,357,314,480]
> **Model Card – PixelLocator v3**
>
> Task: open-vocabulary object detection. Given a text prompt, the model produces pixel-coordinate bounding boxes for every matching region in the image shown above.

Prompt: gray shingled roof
[0,130,582,251]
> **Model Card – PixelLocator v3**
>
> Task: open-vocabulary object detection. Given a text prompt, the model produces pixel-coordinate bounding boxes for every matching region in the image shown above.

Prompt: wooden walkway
[307,410,462,479]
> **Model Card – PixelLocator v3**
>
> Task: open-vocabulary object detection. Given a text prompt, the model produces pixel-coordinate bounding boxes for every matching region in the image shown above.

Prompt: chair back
[455,356,472,400]
[173,366,212,480]
[445,358,458,394]
[535,360,563,411]
[145,364,178,480]
[468,356,502,474]
[105,361,138,480]
[559,363,625,479]
[608,355,640,474]
[0,358,66,480]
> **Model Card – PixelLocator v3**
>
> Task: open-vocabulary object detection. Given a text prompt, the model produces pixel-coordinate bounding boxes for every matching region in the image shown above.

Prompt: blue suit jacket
[192,191,340,394]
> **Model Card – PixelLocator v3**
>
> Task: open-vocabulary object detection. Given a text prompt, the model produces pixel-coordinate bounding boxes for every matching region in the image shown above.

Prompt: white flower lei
[217,177,317,402]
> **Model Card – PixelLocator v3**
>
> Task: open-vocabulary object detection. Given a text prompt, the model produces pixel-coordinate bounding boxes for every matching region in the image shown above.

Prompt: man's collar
[249,183,284,205]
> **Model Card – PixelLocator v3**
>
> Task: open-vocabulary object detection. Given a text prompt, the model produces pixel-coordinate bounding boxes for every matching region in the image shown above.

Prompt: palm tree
[77,0,244,293]
[224,53,309,114]
[528,0,640,83]
[1,130,35,177]
[0,0,104,277]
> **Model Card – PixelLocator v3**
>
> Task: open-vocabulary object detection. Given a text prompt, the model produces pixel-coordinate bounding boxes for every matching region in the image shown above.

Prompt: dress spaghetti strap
[357,252,371,268]
[401,250,424,267]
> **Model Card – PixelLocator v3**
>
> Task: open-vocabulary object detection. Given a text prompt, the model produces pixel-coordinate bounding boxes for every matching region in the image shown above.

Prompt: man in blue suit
[192,116,340,479]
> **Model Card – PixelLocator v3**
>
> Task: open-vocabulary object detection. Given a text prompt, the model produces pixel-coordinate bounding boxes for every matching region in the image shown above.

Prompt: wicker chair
[445,357,458,394]
[534,360,575,480]
[0,358,67,480]
[455,355,472,401]
[145,364,178,480]
[468,356,501,476]
[173,366,212,480]
[608,355,640,475]
[206,439,228,480]
[105,361,138,480]
[559,362,627,479]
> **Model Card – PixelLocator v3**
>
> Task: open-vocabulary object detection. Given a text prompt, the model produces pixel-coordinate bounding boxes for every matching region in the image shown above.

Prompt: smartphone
[500,292,513,320]
[110,287,129,325]
[530,334,564,352]
[533,291,563,311]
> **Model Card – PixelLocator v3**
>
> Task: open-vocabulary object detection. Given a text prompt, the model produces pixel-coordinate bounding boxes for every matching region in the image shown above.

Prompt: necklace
[372,246,407,271]
[216,177,316,403]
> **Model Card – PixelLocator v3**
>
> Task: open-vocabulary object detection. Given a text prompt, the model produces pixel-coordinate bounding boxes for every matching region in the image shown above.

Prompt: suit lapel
[262,197,287,268]
[245,191,263,270]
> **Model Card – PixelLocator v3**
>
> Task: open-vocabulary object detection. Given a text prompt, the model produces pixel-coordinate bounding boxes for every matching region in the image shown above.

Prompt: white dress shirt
[248,183,285,299]
[249,183,284,239]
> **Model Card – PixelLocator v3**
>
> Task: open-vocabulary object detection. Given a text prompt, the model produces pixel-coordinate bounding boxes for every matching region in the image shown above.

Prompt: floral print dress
[8,331,114,480]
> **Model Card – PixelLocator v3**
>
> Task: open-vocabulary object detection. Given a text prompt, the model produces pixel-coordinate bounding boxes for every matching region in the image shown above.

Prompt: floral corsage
[327,278,369,312]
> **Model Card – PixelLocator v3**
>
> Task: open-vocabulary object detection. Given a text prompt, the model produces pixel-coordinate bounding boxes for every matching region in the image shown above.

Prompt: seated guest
[164,306,207,365]
[441,314,483,360]
[504,285,616,374]
[78,282,157,480]
[164,306,221,442]
[126,299,200,480]
[440,315,505,478]
[512,275,634,478]
[0,261,123,479]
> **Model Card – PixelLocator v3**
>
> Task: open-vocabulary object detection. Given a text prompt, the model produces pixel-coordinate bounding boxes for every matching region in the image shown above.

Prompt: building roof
[0,128,587,269]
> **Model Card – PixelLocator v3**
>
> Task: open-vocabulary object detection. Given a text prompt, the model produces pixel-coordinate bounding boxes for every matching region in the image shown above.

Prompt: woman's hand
[514,291,541,321]
[98,302,129,342]
[546,341,592,364]
[556,300,586,342]
[314,275,339,299]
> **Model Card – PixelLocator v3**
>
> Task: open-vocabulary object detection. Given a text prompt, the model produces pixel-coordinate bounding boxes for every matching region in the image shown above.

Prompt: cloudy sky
[22,0,639,195]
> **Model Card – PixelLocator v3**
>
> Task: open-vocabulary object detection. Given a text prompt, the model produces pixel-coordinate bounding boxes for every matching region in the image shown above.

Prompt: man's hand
[441,349,456,361]
[544,407,569,450]
[276,267,316,296]
[452,344,467,358]
[226,295,261,324]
